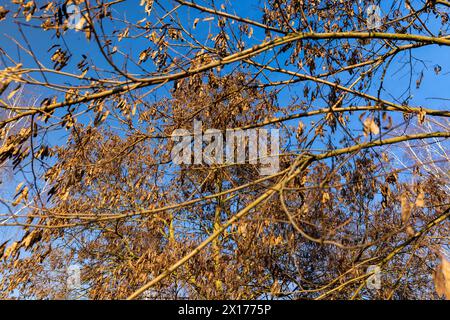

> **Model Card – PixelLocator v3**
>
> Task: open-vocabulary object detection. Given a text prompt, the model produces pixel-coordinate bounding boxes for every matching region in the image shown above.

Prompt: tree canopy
[0,0,449,300]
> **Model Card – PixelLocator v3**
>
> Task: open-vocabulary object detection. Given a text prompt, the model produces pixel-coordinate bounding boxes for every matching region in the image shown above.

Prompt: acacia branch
[3,31,450,128]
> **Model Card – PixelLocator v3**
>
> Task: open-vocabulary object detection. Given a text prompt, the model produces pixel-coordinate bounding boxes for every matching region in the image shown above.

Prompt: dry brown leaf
[434,256,450,299]
[406,225,415,236]
[238,223,248,237]
[138,50,148,64]
[401,193,411,223]
[22,230,42,250]
[418,109,426,125]
[7,84,21,100]
[433,268,445,298]
[297,121,304,137]
[3,241,19,260]
[270,280,281,295]
[15,182,24,193]
[193,18,200,29]
[140,0,154,15]
[442,257,450,299]
[0,240,8,258]
[0,6,9,21]
[248,27,254,38]
[415,190,425,207]
[363,117,380,136]
[12,186,29,207]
